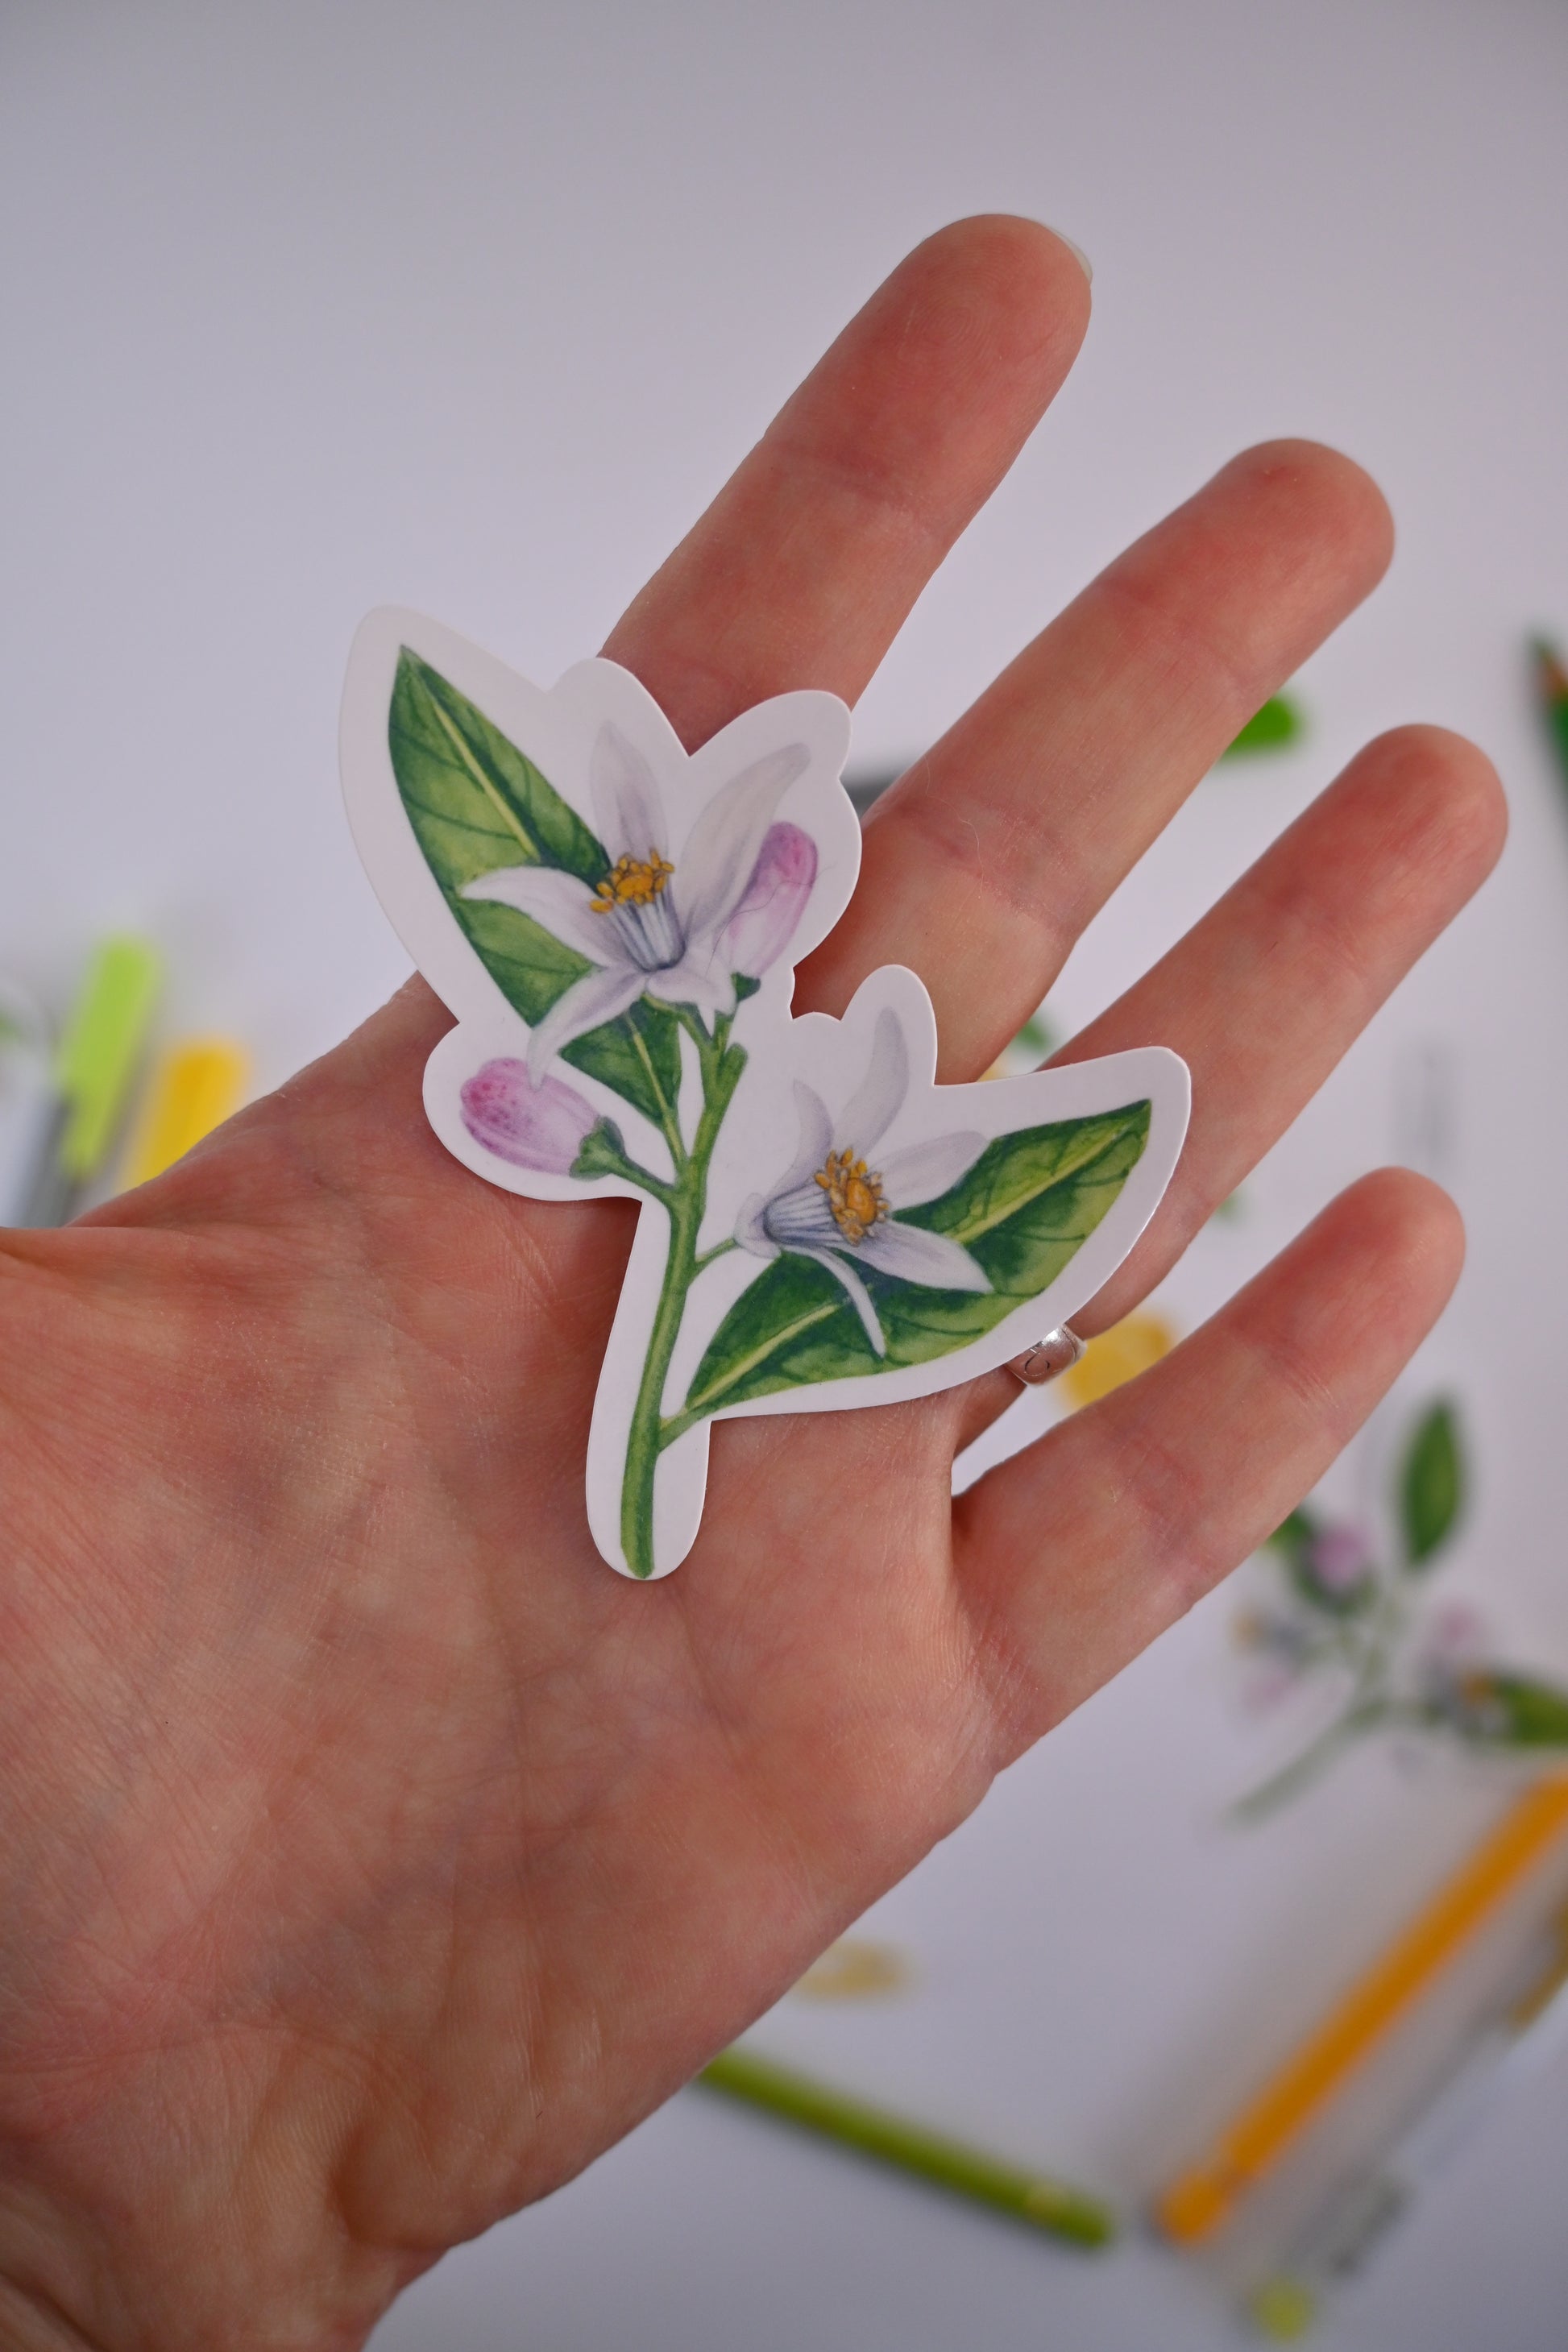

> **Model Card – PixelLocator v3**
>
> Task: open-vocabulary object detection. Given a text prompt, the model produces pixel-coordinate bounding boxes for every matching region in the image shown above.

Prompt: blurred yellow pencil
[122,1038,249,1185]
[1157,1775,1568,2245]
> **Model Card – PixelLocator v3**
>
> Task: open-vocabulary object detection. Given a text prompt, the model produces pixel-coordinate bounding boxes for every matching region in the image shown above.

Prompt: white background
[4,3,1568,2346]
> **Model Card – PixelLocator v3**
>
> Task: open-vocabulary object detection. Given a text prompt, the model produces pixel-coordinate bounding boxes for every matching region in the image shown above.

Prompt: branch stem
[1230,1699,1390,1824]
[619,1013,745,1577]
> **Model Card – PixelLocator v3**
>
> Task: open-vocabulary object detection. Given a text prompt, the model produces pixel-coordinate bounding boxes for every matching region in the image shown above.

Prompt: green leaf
[1532,638,1568,790]
[1006,1008,1057,1064]
[386,649,682,1129]
[561,1001,683,1132]
[1438,1670,1568,1748]
[1400,1400,1463,1570]
[1266,1506,1319,1558]
[678,1101,1151,1423]
[1219,694,1304,760]
[389,648,605,885]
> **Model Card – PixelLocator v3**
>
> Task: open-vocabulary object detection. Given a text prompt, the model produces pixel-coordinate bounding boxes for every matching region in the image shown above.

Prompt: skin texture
[0,218,1504,2350]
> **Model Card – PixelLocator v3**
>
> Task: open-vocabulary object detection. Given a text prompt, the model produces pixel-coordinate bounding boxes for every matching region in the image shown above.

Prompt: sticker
[341,610,1191,1578]
[1230,1396,1568,1823]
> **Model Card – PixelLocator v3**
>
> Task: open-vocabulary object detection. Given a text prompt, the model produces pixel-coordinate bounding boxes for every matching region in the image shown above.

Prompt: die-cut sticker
[341,609,1190,1578]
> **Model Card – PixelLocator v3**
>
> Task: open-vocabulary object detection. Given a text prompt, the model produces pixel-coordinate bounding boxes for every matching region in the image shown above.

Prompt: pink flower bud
[1305,1523,1374,1594]
[720,822,818,978]
[460,1057,598,1174]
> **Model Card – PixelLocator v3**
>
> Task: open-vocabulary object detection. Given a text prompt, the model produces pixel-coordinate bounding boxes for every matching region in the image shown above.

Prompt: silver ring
[1005,1325,1086,1386]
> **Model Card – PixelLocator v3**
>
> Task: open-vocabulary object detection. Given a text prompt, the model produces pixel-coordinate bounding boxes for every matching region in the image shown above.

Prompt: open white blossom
[735,1007,991,1355]
[463,723,811,1077]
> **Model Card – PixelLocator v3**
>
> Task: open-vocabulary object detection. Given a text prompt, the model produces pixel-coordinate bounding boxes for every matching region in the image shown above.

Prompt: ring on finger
[1005,1325,1086,1386]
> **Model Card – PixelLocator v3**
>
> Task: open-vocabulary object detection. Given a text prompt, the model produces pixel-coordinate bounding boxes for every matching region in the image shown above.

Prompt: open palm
[0,218,1501,2350]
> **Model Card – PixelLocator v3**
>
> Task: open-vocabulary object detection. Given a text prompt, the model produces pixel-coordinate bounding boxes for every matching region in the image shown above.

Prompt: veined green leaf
[387,649,682,1128]
[678,1101,1151,1423]
[911,1102,1151,1262]
[561,1002,684,1135]
[1400,1399,1463,1570]
[390,649,604,884]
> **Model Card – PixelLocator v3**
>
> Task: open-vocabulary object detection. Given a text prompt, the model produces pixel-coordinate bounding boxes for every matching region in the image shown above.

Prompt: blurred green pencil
[1533,637,1568,792]
[696,2046,1115,2248]
[23,937,162,1226]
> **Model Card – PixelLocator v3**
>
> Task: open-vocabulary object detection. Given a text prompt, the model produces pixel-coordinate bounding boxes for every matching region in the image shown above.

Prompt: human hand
[0,217,1502,2349]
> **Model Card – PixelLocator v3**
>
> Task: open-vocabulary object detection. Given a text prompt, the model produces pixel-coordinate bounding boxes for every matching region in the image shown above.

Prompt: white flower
[462,723,811,1078]
[736,1008,991,1356]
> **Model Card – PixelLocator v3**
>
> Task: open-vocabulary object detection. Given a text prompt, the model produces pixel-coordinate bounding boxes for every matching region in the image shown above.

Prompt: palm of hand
[0,220,1500,2350]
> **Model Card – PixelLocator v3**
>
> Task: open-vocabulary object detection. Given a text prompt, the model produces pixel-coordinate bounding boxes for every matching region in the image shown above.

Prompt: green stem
[1230,1697,1390,1825]
[1230,1563,1414,1824]
[572,1121,674,1207]
[619,1013,745,1577]
[693,1237,738,1275]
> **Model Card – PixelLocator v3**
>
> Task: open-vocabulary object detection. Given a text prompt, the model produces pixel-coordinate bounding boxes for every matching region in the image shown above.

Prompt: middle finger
[800,438,1392,1075]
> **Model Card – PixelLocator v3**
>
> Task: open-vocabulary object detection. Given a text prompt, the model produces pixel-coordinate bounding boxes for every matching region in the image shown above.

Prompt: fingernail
[1051,230,1093,284]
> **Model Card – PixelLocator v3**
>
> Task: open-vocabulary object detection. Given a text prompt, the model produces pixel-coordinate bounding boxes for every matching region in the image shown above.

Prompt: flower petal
[717,822,818,978]
[459,1058,598,1175]
[776,1082,835,1197]
[802,1246,887,1357]
[761,1181,840,1255]
[527,963,645,1081]
[878,1130,987,1209]
[591,723,668,861]
[748,1087,839,1252]
[856,1218,991,1293]
[832,1007,907,1159]
[461,864,616,964]
[673,745,810,945]
[734,1193,779,1258]
[643,956,735,1019]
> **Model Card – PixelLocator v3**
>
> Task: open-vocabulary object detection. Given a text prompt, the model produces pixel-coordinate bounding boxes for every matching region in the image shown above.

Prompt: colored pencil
[0,981,54,1226]
[122,1037,249,1186]
[23,937,162,1226]
[1246,1898,1568,2338]
[1156,1776,1568,2246]
[698,2045,1115,2247]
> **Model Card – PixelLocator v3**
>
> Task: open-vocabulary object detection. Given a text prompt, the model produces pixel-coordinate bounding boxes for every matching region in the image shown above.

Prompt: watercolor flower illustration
[1230,1400,1568,1821]
[459,1058,599,1175]
[736,1007,990,1354]
[368,636,1175,1577]
[462,721,815,1076]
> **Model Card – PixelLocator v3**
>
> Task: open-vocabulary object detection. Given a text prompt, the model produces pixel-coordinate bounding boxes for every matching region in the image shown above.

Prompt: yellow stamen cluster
[591,852,674,912]
[815,1147,889,1246]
